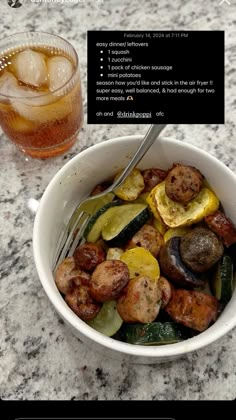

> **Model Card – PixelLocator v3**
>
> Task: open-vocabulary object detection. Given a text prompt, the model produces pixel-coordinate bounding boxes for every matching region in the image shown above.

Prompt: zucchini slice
[122,322,189,345]
[102,203,150,247]
[86,300,123,337]
[211,254,234,305]
[70,192,114,233]
[84,200,122,243]
[227,243,236,269]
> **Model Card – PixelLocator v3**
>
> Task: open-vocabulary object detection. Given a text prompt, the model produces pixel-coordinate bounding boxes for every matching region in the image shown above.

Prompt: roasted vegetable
[179,227,224,273]
[146,186,167,235]
[164,227,191,243]
[227,243,236,269]
[121,322,189,345]
[211,254,234,305]
[106,247,123,261]
[151,182,219,228]
[120,247,160,281]
[152,216,167,235]
[84,200,122,243]
[114,168,144,201]
[87,300,123,337]
[70,192,114,234]
[159,237,203,287]
[101,203,150,247]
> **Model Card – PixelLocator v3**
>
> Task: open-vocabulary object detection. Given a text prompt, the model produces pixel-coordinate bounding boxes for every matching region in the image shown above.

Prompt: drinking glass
[0,32,83,158]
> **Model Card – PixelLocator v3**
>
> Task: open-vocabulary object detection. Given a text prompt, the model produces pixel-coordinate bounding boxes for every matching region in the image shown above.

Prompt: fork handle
[110,124,167,192]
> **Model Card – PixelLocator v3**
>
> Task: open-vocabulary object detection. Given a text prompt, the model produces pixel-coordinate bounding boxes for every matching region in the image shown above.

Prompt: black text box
[87,30,224,124]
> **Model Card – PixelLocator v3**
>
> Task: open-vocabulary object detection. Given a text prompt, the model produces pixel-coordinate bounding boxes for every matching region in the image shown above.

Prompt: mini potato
[114,168,144,201]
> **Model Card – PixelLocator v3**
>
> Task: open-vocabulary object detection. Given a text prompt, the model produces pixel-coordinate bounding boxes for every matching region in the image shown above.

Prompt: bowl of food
[33,134,236,364]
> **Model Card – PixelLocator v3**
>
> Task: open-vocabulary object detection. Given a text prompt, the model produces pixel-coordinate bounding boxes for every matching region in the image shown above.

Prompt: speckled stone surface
[0,0,236,401]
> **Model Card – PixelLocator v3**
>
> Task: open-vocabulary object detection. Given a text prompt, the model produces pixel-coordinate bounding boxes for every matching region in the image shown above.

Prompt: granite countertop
[1,0,236,401]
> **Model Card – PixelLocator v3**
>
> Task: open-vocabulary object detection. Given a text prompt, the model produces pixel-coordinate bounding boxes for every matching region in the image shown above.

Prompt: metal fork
[52,124,166,271]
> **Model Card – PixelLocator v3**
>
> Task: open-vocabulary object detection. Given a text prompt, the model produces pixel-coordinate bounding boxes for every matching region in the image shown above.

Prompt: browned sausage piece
[54,256,91,295]
[165,288,219,332]
[165,163,203,203]
[90,260,129,302]
[73,242,105,272]
[90,180,112,196]
[180,227,224,272]
[158,276,172,308]
[125,224,164,257]
[142,168,167,192]
[205,210,236,247]
[117,276,162,323]
[65,283,101,321]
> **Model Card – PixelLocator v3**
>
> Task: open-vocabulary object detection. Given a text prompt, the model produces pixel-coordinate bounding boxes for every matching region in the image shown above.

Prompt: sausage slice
[90,180,112,196]
[142,168,167,192]
[73,242,105,272]
[55,257,90,295]
[90,260,129,302]
[117,276,162,323]
[158,276,172,308]
[165,164,203,203]
[65,284,101,321]
[165,288,219,332]
[125,224,163,257]
[205,210,236,247]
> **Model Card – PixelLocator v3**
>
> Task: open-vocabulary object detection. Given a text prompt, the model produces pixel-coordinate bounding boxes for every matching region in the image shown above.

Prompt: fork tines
[52,210,89,272]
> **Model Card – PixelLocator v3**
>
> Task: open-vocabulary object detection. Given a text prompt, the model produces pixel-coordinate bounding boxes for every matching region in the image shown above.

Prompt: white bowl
[33,135,236,364]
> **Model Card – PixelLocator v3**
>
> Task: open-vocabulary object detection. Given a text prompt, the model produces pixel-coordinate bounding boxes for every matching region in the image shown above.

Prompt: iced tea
[0,32,83,158]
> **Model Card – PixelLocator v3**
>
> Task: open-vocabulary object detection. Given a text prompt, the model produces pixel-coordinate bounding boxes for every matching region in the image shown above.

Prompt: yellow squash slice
[120,247,160,282]
[151,181,219,228]
[146,188,167,235]
[164,227,191,243]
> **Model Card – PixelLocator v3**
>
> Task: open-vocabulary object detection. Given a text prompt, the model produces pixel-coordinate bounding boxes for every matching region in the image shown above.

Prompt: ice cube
[0,72,29,112]
[0,71,45,103]
[12,49,48,87]
[0,72,18,99]
[12,91,71,123]
[0,71,63,122]
[48,56,73,92]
